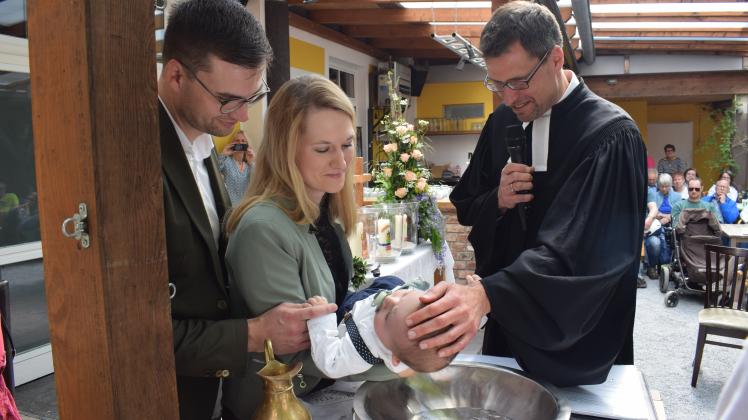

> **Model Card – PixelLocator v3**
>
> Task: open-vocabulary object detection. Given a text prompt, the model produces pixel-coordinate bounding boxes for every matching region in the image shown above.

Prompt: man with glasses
[157,1,335,419]
[703,178,738,224]
[407,1,646,387]
[672,178,723,228]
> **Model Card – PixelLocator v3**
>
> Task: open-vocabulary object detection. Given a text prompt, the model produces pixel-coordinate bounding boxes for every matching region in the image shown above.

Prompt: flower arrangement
[372,71,446,266]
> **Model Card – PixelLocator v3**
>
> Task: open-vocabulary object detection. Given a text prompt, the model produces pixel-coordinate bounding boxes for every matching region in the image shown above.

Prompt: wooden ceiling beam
[308,7,571,26]
[288,12,388,60]
[342,23,484,38]
[369,37,454,50]
[593,30,748,37]
[592,16,748,23]
[387,49,462,59]
[585,71,748,100]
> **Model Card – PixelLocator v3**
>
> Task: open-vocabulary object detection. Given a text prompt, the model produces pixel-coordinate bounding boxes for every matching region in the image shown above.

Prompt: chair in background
[691,245,748,387]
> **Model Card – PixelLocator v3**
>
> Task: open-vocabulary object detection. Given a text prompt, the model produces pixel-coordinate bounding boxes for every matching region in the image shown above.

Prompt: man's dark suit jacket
[159,103,249,420]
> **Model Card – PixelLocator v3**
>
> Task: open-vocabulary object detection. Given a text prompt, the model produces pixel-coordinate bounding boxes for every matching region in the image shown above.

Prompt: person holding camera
[219,130,255,206]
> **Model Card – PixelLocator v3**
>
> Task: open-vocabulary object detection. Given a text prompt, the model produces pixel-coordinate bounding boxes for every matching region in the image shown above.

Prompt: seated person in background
[657,144,686,175]
[671,171,687,199]
[643,173,680,279]
[704,178,739,224]
[707,170,739,202]
[647,169,657,196]
[684,167,699,183]
[218,130,255,206]
[306,281,455,379]
[672,178,723,228]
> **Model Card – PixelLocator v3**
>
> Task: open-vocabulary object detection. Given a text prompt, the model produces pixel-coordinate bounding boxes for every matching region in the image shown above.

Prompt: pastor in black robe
[450,78,647,386]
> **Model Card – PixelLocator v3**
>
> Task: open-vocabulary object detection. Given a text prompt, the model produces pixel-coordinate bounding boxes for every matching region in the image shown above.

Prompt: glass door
[0,0,54,385]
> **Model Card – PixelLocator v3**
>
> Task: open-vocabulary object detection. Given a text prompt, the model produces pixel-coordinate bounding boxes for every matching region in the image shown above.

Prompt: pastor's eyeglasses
[180,61,269,114]
[483,49,551,93]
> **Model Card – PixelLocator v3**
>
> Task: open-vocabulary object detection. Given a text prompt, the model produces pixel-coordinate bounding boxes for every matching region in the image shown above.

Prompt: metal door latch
[61,203,90,248]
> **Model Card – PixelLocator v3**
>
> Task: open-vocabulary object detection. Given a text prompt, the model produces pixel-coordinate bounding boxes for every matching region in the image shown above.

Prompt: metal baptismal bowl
[353,361,570,420]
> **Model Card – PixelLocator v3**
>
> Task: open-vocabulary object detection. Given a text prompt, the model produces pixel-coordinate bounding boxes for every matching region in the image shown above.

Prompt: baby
[306,285,455,379]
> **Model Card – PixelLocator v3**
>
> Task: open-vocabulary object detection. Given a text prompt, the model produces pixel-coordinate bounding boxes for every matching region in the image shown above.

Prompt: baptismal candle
[349,221,363,258]
[377,218,391,250]
[394,214,403,248]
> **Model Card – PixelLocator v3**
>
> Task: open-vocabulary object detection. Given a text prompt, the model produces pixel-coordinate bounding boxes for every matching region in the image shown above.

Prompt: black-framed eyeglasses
[180,61,269,114]
[484,49,551,93]
[689,187,702,192]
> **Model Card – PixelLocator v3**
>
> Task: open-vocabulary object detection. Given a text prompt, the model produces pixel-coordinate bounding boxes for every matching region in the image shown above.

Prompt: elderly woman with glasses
[643,173,680,279]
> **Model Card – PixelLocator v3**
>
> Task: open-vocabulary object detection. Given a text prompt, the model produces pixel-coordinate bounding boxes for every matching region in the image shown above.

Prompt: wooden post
[27,0,179,418]
[353,157,372,207]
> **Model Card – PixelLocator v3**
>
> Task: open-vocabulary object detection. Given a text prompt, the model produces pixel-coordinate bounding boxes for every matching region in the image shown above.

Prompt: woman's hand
[221,142,237,157]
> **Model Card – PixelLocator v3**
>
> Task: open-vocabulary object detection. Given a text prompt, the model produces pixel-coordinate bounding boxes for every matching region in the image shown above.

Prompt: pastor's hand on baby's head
[307,295,329,306]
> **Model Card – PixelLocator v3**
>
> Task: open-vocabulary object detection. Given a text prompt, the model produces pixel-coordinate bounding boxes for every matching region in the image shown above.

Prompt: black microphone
[505,124,527,231]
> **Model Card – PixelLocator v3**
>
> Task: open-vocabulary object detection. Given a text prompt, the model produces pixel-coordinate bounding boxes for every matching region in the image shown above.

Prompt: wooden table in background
[720,224,748,247]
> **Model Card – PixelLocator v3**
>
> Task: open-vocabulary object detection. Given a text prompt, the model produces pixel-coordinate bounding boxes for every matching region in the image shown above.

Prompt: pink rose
[411,149,423,159]
[406,123,414,131]
[416,179,428,192]
[395,125,408,136]
[395,187,408,199]
[410,135,418,144]
[383,143,397,153]
[400,153,410,163]
[404,171,417,182]
[383,167,393,177]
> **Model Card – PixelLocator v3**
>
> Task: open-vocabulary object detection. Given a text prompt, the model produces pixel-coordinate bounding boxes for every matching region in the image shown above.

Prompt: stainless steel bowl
[353,361,570,420]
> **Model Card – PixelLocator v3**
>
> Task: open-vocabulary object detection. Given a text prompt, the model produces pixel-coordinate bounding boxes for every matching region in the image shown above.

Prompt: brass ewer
[252,339,311,420]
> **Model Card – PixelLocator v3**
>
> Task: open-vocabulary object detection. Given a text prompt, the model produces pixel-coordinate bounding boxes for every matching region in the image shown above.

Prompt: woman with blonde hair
[222,75,392,419]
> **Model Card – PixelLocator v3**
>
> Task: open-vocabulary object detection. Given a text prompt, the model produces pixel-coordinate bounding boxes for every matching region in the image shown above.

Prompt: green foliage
[351,256,368,290]
[701,98,742,175]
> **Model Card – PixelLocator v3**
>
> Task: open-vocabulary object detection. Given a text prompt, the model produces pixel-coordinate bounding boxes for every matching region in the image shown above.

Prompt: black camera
[231,143,249,151]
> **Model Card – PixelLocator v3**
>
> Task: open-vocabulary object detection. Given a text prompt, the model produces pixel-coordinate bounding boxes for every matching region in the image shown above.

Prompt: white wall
[289,27,378,162]
[425,134,480,174]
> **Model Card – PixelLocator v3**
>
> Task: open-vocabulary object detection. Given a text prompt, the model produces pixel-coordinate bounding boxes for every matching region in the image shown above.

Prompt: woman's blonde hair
[225,75,357,234]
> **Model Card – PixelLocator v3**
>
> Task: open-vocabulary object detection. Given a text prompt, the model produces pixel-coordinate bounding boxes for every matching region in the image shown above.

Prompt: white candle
[377,218,391,249]
[402,214,408,245]
[394,214,403,249]
[355,222,364,258]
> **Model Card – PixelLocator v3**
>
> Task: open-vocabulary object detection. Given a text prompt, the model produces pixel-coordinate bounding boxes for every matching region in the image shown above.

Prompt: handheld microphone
[505,124,527,231]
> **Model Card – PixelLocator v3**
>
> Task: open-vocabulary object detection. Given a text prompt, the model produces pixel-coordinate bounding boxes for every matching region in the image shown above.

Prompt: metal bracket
[61,203,90,248]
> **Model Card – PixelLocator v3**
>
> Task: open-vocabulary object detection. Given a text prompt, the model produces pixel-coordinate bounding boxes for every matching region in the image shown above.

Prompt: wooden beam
[266,1,290,101]
[288,12,388,60]
[593,30,748,37]
[595,41,748,54]
[585,71,748,100]
[592,15,748,23]
[343,24,484,38]
[387,49,462,59]
[308,8,572,25]
[27,0,178,419]
[370,37,458,49]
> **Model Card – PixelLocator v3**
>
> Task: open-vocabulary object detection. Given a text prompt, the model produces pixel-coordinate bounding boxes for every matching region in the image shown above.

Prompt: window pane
[0,0,27,39]
[0,71,39,247]
[1,259,48,352]
[339,71,354,98]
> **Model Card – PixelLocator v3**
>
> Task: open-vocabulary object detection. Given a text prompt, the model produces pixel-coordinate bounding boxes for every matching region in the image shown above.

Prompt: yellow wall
[289,37,325,75]
[416,81,493,131]
[648,103,718,182]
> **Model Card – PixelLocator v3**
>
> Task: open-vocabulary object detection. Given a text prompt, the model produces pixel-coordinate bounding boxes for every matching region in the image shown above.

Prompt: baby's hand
[307,296,329,306]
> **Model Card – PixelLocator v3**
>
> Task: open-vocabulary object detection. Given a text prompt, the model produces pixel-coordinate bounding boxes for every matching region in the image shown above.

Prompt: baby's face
[373,289,424,351]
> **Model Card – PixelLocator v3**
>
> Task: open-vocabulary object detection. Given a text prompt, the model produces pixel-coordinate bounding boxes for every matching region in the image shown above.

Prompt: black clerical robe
[451,79,647,386]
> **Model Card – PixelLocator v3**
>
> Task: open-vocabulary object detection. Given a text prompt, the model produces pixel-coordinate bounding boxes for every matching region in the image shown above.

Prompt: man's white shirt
[159,97,220,248]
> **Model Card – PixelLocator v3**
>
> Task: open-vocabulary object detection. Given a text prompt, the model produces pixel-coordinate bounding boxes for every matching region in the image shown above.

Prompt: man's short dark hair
[664,144,675,152]
[163,0,273,72]
[480,1,562,59]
